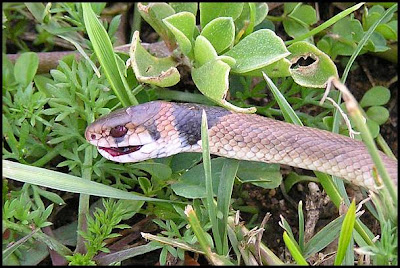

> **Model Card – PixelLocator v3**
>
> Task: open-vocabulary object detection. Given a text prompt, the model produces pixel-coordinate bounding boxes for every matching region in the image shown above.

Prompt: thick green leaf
[137,2,176,50]
[287,41,339,88]
[14,52,39,87]
[192,57,254,113]
[235,3,269,30]
[241,58,291,77]
[359,86,391,107]
[129,31,180,87]
[163,12,196,57]
[194,35,218,67]
[201,17,235,53]
[192,58,230,101]
[224,29,290,73]
[169,2,198,15]
[199,2,244,28]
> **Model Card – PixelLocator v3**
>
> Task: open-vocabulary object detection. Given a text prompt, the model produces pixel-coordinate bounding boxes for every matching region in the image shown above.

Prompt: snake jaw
[98,145,143,157]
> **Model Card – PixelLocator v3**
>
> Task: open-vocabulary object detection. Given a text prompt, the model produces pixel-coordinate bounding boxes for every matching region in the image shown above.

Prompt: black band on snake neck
[172,103,231,146]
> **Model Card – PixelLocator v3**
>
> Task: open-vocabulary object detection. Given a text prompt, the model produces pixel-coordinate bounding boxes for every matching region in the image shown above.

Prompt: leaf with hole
[129,31,180,87]
[287,41,338,88]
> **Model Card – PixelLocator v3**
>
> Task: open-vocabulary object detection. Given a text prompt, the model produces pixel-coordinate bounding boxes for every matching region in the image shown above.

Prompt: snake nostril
[110,125,128,138]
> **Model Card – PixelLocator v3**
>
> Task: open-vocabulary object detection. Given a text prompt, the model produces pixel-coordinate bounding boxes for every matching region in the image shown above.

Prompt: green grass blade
[298,201,305,252]
[334,200,356,265]
[3,160,174,203]
[283,231,308,265]
[303,215,344,257]
[2,229,39,261]
[217,158,239,255]
[262,72,303,126]
[82,3,137,107]
[201,109,222,254]
[184,205,233,265]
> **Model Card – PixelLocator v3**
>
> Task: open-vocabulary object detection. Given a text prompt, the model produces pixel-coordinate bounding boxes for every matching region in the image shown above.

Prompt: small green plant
[66,199,136,265]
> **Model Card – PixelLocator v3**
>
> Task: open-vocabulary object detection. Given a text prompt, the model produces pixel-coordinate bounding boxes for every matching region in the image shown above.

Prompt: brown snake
[85,101,397,191]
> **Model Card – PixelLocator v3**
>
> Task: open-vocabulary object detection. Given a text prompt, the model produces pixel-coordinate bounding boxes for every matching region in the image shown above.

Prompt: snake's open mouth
[99,145,142,157]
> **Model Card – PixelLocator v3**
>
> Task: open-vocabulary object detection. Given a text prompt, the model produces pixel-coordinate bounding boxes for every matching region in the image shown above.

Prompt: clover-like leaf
[364,32,389,52]
[288,4,317,26]
[199,2,244,28]
[366,106,389,125]
[282,17,311,40]
[224,29,290,74]
[163,12,196,57]
[201,17,235,53]
[129,31,180,87]
[359,86,390,107]
[376,21,398,40]
[287,41,338,88]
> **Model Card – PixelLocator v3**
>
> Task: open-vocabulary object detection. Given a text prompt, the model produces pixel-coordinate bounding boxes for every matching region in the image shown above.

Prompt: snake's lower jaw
[97,146,142,163]
[96,141,161,163]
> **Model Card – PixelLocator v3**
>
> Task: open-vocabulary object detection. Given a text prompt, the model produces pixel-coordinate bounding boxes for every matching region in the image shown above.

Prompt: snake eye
[110,125,128,138]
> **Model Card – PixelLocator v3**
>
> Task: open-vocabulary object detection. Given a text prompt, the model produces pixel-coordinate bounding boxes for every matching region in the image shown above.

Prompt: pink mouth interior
[99,146,142,157]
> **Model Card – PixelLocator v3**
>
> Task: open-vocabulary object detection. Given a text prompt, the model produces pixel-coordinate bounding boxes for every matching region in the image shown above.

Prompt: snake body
[85,101,397,191]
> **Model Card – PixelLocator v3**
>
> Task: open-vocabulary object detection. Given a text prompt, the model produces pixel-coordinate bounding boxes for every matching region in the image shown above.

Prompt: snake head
[85,101,164,163]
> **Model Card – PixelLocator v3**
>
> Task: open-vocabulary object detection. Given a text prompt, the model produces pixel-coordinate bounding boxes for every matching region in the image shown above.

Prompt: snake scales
[85,101,397,191]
